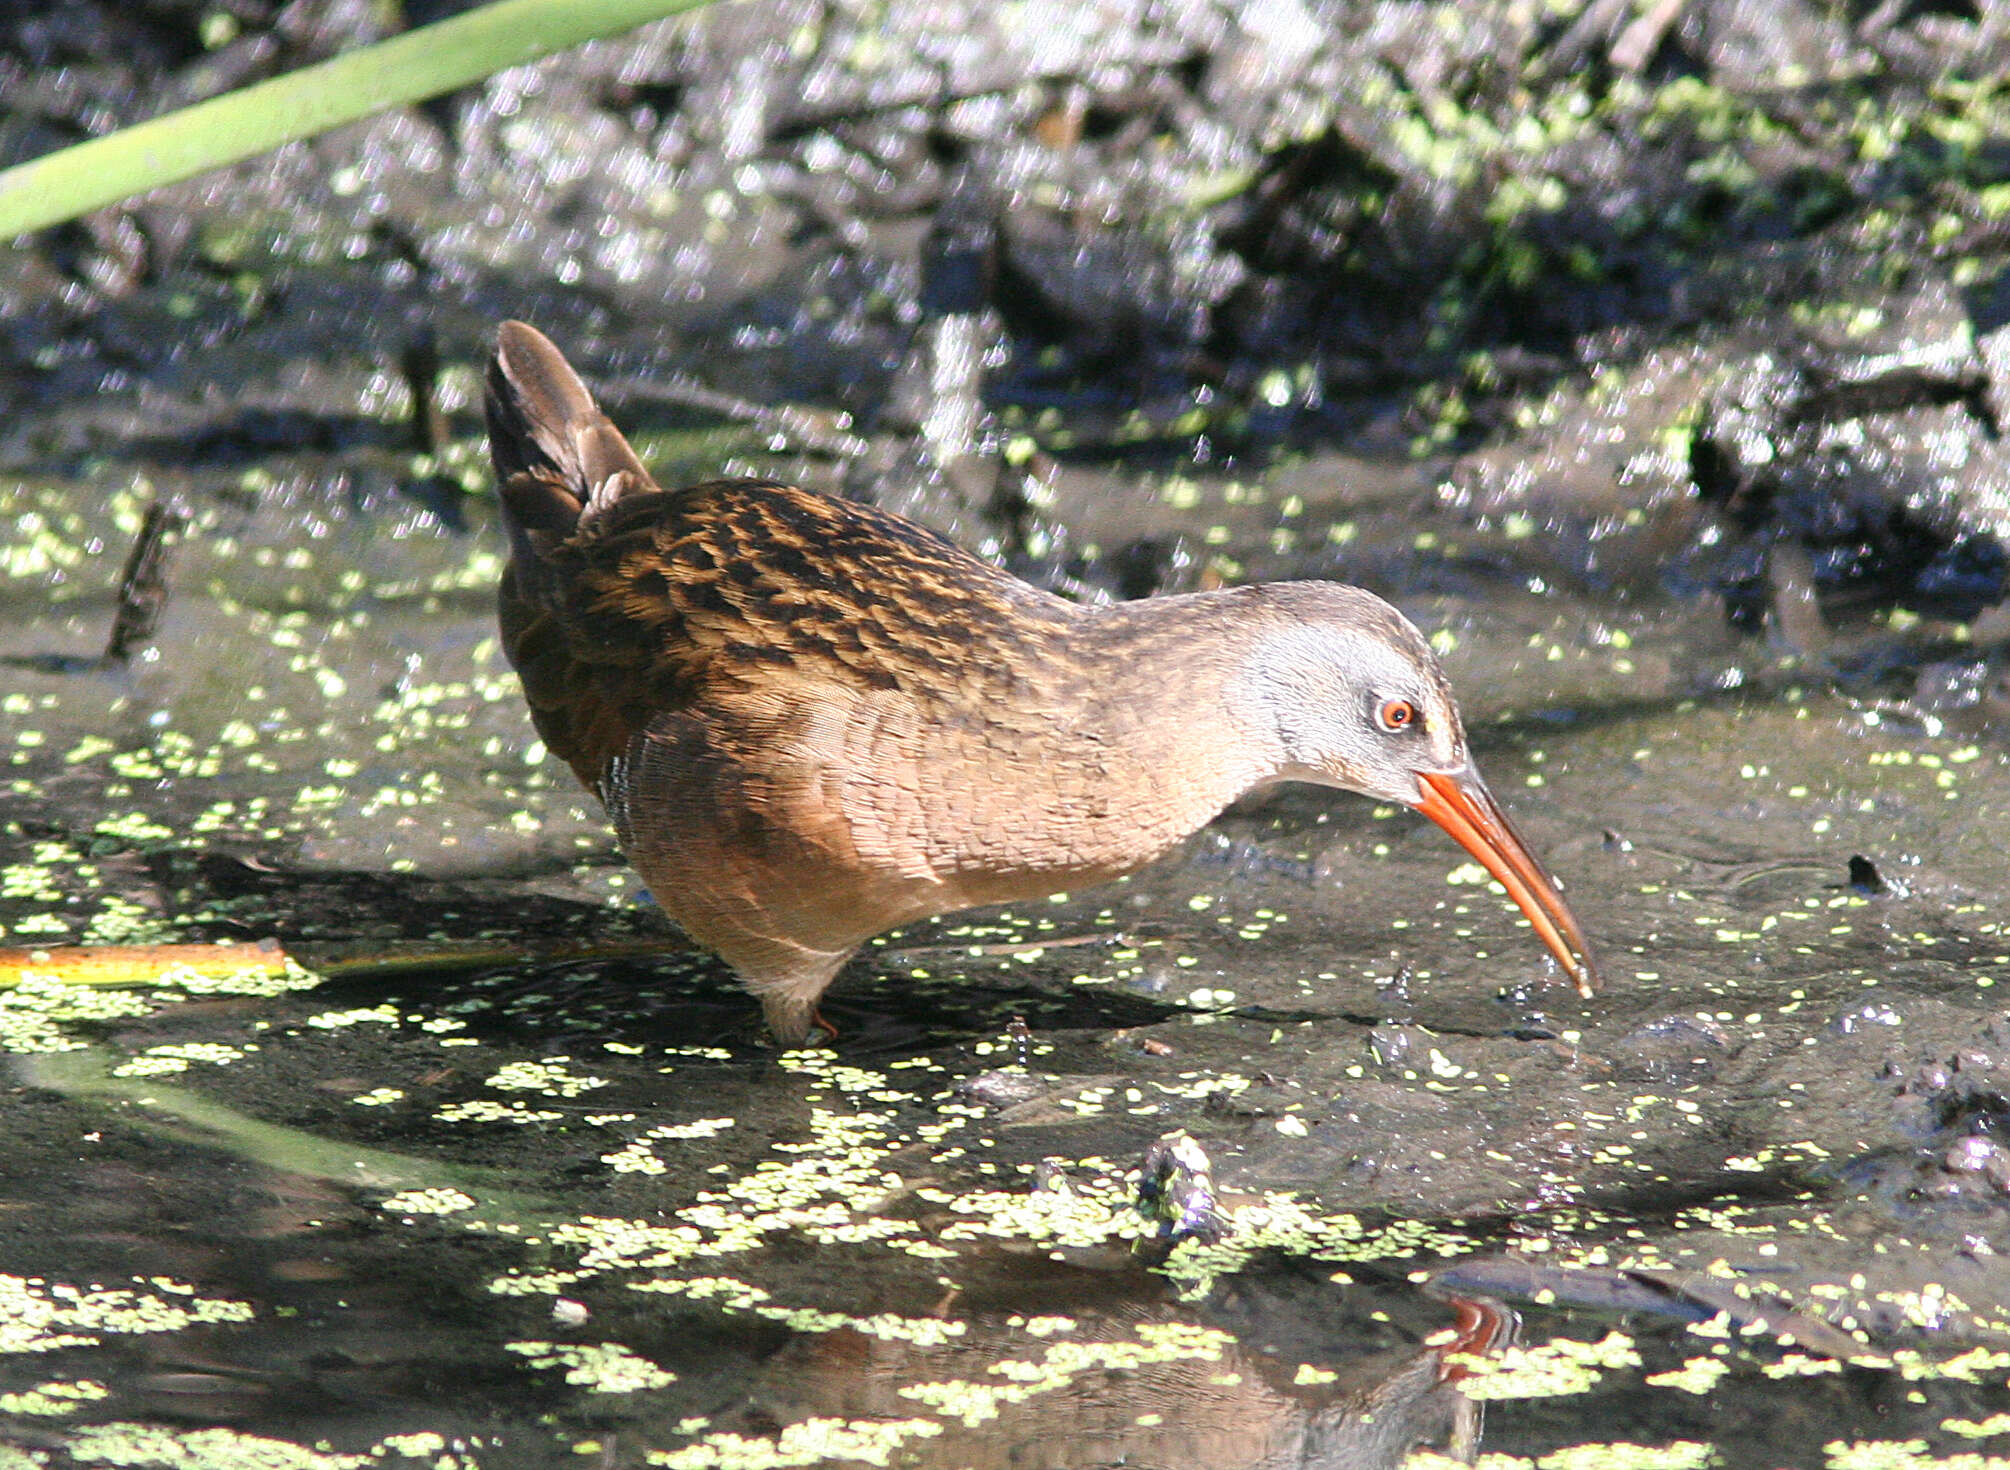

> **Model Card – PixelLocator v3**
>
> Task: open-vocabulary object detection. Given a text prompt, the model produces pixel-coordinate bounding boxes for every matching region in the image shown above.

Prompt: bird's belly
[600,711,1197,954]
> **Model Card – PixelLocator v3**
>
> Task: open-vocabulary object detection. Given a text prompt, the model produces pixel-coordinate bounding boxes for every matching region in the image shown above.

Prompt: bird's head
[1236,583,1601,997]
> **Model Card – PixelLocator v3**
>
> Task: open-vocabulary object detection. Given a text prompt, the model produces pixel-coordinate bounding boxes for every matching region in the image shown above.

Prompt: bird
[485,321,1600,1044]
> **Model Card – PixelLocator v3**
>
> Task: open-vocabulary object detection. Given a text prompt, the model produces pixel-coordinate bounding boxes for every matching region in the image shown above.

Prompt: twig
[1610,0,1688,72]
[103,498,188,663]
[611,373,875,460]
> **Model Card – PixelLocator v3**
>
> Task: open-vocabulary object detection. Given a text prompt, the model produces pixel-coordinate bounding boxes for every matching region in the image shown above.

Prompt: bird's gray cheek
[1431,726,1464,769]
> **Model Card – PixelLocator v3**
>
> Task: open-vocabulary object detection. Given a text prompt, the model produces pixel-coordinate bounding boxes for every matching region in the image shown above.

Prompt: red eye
[1377,699,1418,732]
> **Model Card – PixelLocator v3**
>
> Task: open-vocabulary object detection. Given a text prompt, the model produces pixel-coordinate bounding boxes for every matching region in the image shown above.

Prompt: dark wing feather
[486,324,1072,793]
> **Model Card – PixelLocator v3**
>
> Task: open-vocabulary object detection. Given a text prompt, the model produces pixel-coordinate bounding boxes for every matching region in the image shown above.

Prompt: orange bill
[1412,768,1600,997]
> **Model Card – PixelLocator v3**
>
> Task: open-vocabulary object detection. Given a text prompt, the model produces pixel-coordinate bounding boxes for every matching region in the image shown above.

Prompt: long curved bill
[1412,767,1601,997]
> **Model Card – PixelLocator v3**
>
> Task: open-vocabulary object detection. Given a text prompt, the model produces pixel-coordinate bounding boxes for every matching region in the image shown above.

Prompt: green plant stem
[0,0,719,239]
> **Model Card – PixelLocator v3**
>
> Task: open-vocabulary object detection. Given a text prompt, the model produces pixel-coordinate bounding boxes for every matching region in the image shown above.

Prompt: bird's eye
[1376,698,1419,733]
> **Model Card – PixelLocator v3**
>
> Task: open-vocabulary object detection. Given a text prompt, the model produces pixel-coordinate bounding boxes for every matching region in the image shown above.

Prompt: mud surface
[6,2,2010,1467]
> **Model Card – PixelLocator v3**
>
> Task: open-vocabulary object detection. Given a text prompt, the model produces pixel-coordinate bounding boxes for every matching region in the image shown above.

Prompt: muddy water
[5,397,2010,1468]
[5,1,2010,1454]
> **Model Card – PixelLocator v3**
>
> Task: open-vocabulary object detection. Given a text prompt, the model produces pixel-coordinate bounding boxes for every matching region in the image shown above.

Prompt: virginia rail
[486,322,1600,1043]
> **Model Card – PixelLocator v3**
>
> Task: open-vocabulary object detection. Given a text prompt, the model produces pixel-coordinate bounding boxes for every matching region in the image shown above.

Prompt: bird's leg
[746,948,853,1048]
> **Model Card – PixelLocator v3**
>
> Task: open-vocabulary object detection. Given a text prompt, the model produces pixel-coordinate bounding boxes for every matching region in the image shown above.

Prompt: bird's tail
[484,321,652,563]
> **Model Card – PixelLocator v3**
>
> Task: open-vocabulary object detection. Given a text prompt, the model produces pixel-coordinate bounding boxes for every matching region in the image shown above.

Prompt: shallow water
[5,409,2010,1467]
[6,2,2010,1456]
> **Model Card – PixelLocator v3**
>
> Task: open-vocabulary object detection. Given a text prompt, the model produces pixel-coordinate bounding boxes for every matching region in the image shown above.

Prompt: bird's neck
[937,592,1289,893]
[1079,587,1289,781]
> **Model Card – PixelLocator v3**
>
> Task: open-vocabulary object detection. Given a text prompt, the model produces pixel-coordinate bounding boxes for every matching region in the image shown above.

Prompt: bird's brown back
[498,475,1081,794]
[487,320,1105,795]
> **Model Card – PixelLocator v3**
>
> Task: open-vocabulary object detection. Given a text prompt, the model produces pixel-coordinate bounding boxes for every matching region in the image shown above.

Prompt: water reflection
[738,1256,1513,1469]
